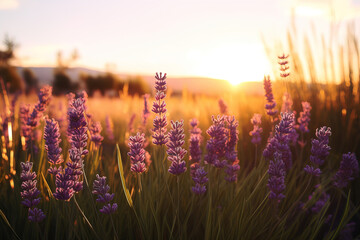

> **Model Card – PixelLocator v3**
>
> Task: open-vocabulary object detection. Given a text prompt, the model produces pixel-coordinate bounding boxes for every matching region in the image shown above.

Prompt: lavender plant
[128,132,146,174]
[44,118,63,176]
[167,120,187,175]
[92,174,118,214]
[152,72,168,145]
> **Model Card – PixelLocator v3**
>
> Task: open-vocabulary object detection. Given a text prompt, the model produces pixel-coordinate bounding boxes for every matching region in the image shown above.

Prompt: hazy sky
[1,0,359,84]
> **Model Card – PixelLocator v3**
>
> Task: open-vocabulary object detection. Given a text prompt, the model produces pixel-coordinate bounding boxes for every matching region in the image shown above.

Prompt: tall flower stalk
[250,113,262,164]
[224,116,240,182]
[333,152,359,188]
[304,126,331,177]
[128,133,146,174]
[44,118,63,176]
[167,120,187,175]
[152,72,168,146]
[263,76,278,120]
[20,162,46,222]
[297,102,312,147]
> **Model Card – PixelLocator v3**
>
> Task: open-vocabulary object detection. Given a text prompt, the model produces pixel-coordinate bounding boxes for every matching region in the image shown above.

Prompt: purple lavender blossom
[44,118,63,176]
[218,98,228,115]
[27,85,52,127]
[263,112,295,170]
[263,76,278,117]
[333,152,359,188]
[90,120,104,148]
[167,120,187,175]
[92,174,118,214]
[267,152,286,203]
[152,72,168,145]
[204,115,227,168]
[142,94,151,129]
[192,167,208,194]
[304,126,331,176]
[53,168,75,201]
[128,133,147,174]
[19,104,33,150]
[308,191,330,214]
[224,116,240,182]
[189,119,202,171]
[20,162,45,222]
[105,115,115,142]
[54,95,88,200]
[249,114,262,145]
[297,102,311,133]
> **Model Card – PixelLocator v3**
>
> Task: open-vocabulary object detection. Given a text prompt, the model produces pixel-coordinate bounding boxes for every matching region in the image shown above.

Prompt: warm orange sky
[1,0,360,84]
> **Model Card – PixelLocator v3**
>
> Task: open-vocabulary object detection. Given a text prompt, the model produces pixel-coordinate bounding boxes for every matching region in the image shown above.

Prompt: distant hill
[15,66,263,95]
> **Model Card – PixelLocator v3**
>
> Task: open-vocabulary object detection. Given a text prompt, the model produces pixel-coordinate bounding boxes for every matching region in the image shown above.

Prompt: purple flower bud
[92,174,117,214]
[44,118,63,175]
[27,86,52,127]
[189,118,202,167]
[167,120,187,175]
[128,133,147,174]
[20,162,45,222]
[263,76,278,117]
[152,72,168,146]
[142,94,151,129]
[191,167,208,194]
[267,152,286,203]
[250,114,262,145]
[89,120,104,148]
[224,116,240,182]
[333,152,359,188]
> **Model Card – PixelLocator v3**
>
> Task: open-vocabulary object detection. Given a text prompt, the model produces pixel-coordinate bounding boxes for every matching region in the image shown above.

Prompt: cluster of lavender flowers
[204,115,227,168]
[333,152,359,188]
[188,119,208,194]
[308,190,330,214]
[152,72,168,145]
[167,120,187,175]
[128,133,147,174]
[20,162,45,222]
[263,112,295,170]
[218,98,228,115]
[249,114,262,145]
[53,96,88,201]
[44,118,63,176]
[267,152,286,203]
[304,126,331,177]
[263,76,278,118]
[92,174,118,214]
[224,116,240,182]
[204,115,240,181]
[89,120,104,148]
[20,86,52,151]
[27,86,52,127]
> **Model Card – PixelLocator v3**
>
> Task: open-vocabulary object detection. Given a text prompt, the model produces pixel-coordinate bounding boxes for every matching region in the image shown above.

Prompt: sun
[190,43,271,85]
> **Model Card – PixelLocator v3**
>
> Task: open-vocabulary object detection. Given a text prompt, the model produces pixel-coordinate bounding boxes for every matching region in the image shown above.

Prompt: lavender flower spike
[152,72,168,145]
[27,85,52,127]
[128,133,147,174]
[142,94,151,129]
[333,152,359,188]
[192,167,208,194]
[167,120,187,175]
[204,115,227,168]
[92,174,118,214]
[267,152,286,203]
[297,102,312,133]
[189,118,202,175]
[90,120,104,148]
[224,116,240,182]
[44,118,63,176]
[20,162,46,222]
[304,126,331,176]
[249,113,262,145]
[263,76,278,117]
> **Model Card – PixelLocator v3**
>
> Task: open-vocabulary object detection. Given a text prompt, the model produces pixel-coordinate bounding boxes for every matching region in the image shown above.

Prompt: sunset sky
[1,0,360,84]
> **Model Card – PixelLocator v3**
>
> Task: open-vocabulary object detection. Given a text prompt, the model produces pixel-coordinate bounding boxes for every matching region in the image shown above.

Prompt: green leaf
[116,144,133,208]
[41,172,53,199]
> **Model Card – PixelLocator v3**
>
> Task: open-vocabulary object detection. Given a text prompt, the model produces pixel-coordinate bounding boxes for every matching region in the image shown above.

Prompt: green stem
[110,214,120,240]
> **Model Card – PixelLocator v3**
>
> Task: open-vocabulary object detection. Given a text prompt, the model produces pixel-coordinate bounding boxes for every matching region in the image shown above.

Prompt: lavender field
[1,51,360,239]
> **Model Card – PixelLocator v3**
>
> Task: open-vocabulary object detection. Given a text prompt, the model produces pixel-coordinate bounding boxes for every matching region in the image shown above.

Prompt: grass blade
[116,144,133,208]
[41,172,53,199]
[0,209,21,240]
